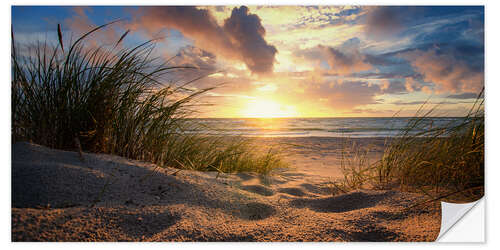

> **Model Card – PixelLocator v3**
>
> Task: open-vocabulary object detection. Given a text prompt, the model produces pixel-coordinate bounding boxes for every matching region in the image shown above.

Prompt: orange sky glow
[12,6,484,118]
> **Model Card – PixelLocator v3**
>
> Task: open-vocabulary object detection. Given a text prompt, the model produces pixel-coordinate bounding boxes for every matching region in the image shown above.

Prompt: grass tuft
[12,22,285,175]
[337,93,484,202]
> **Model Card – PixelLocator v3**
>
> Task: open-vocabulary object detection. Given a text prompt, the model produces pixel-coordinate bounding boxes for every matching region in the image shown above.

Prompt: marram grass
[336,95,484,202]
[11,22,286,175]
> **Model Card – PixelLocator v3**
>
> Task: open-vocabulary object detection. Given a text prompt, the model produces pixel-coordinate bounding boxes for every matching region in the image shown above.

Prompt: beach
[12,137,440,242]
[10,4,486,243]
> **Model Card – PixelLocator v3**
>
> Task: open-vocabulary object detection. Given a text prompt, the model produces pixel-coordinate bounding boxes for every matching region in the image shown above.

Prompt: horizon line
[188,115,469,119]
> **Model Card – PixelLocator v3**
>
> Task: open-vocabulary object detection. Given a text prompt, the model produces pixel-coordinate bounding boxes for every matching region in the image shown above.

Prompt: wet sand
[11,138,440,241]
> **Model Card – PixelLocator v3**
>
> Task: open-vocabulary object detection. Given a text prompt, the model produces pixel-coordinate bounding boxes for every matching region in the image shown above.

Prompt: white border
[3,0,496,249]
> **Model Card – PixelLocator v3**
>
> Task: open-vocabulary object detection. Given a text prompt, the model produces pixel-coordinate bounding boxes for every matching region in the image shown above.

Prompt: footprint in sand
[290,190,396,213]
[237,202,275,220]
[346,219,400,241]
[113,209,180,238]
[236,173,255,181]
[239,185,275,196]
[277,187,307,197]
[299,183,331,195]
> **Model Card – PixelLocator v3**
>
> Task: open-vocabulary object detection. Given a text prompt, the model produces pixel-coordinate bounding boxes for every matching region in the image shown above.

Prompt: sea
[190,117,466,138]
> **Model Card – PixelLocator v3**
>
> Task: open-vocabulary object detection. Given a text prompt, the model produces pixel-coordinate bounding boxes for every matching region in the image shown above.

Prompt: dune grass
[11,22,286,175]
[336,94,484,202]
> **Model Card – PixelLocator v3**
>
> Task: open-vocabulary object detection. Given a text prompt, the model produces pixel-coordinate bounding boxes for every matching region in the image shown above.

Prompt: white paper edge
[436,198,485,242]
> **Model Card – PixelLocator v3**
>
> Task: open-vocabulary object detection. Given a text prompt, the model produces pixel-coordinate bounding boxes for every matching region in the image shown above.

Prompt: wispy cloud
[11,5,484,117]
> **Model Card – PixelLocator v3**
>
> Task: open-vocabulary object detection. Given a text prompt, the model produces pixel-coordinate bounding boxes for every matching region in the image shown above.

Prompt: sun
[241,98,298,118]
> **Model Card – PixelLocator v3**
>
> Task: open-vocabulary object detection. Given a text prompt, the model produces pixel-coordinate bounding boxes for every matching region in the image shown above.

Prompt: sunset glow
[10,5,486,242]
[12,6,484,118]
[241,98,298,118]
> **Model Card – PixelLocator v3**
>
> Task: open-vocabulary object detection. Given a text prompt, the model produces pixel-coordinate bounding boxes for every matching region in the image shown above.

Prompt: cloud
[304,80,381,110]
[447,92,481,99]
[162,46,219,84]
[172,46,218,72]
[381,80,407,94]
[321,45,372,74]
[132,6,277,74]
[223,6,278,74]
[363,54,399,66]
[294,44,372,75]
[403,48,484,93]
[363,6,483,45]
[404,76,423,92]
[363,6,406,38]
[390,100,427,106]
[349,108,398,115]
[64,7,120,49]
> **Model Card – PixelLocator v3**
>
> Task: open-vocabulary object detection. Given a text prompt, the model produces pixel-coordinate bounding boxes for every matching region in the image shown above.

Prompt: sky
[11,5,484,118]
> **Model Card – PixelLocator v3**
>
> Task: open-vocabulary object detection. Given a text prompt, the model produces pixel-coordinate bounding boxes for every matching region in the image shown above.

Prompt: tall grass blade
[57,23,64,52]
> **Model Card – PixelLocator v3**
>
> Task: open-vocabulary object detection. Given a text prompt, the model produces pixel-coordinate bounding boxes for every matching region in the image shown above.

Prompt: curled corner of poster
[436,198,485,242]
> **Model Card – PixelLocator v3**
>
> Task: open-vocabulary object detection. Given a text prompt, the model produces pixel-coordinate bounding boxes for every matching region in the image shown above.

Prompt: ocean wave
[188,117,462,138]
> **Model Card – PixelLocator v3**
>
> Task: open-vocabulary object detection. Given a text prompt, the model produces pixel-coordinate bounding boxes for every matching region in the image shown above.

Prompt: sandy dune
[12,140,440,241]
